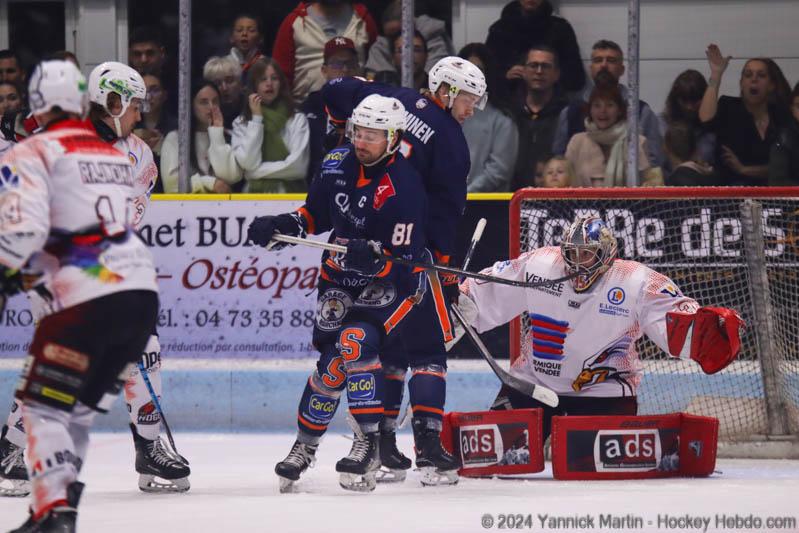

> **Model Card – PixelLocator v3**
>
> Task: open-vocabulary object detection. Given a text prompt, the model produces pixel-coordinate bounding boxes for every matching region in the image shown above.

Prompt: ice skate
[376,430,411,483]
[0,425,30,497]
[9,481,83,533]
[274,439,318,493]
[412,419,459,486]
[131,424,190,493]
[335,432,380,492]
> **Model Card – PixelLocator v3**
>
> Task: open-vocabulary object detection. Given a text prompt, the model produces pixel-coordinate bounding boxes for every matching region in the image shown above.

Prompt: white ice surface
[1,433,798,533]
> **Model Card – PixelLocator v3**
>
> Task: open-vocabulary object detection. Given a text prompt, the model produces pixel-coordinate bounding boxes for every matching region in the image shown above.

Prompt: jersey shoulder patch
[322,147,350,170]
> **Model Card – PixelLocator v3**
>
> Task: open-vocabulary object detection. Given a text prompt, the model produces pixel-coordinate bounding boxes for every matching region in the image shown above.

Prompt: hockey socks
[408,364,446,428]
[296,372,342,441]
[339,324,385,434]
[124,335,162,441]
[381,366,406,432]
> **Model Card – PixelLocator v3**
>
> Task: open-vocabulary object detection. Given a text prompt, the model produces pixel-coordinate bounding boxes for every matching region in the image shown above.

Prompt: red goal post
[508,187,799,447]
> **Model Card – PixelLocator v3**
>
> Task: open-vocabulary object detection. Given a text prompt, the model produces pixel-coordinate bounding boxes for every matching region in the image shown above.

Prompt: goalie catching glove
[667,306,745,374]
[246,212,306,250]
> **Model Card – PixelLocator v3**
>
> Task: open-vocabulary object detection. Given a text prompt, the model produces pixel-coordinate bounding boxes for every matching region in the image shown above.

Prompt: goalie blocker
[440,410,718,479]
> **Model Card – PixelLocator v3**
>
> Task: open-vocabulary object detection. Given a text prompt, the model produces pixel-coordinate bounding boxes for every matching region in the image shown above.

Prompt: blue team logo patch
[607,287,625,305]
[309,394,337,421]
[322,148,349,169]
[0,165,20,190]
[347,373,375,401]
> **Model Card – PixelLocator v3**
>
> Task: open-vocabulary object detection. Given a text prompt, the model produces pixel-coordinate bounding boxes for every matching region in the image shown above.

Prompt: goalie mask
[561,216,618,292]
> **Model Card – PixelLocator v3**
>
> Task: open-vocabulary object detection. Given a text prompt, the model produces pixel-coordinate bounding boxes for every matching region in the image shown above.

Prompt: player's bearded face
[352,126,388,165]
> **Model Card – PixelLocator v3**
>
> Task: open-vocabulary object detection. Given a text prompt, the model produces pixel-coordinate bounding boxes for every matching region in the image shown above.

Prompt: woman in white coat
[160,81,241,193]
[232,58,310,192]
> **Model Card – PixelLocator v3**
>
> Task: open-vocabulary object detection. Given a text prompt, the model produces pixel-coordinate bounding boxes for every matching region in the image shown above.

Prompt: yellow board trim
[151,193,511,202]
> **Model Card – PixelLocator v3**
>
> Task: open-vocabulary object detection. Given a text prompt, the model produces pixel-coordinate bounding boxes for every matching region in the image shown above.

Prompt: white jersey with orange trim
[460,247,699,397]
[0,119,158,311]
[112,131,158,229]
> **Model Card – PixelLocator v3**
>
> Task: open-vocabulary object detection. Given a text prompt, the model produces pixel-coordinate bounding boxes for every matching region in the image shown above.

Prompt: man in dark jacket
[486,0,585,96]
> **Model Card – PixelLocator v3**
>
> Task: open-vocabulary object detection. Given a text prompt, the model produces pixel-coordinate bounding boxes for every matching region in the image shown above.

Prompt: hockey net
[509,187,799,447]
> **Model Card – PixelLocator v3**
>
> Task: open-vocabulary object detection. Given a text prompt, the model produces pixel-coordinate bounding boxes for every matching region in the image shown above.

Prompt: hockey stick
[270,234,579,289]
[450,220,559,407]
[138,361,189,465]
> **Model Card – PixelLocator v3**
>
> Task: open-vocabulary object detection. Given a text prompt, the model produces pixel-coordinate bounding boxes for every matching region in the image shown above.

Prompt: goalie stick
[269,233,579,290]
[450,219,559,407]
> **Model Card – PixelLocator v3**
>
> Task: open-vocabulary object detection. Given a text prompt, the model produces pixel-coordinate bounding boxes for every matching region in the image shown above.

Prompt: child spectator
[769,82,799,186]
[203,55,245,130]
[228,13,265,76]
[541,155,575,188]
[273,1,377,103]
[160,82,240,193]
[232,58,310,192]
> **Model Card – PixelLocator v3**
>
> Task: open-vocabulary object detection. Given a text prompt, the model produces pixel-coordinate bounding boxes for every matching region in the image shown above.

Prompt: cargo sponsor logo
[322,148,349,169]
[137,401,161,425]
[309,394,337,421]
[347,373,375,401]
[317,289,352,331]
[459,424,502,466]
[593,429,661,472]
[42,343,89,372]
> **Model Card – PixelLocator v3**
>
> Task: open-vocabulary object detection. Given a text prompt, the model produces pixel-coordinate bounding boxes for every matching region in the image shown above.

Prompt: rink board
[1,359,793,432]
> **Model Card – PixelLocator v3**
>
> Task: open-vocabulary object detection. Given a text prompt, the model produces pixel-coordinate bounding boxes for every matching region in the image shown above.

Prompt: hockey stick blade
[450,305,558,407]
[269,234,578,290]
[460,217,486,274]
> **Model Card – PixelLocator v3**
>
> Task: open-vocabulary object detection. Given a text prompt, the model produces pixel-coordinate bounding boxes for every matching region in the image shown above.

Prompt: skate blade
[278,476,297,494]
[338,472,377,492]
[0,477,31,497]
[417,466,459,487]
[138,474,190,493]
[376,467,407,483]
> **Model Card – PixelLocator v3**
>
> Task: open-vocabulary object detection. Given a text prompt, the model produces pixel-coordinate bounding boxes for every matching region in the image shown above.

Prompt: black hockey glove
[439,272,460,304]
[0,266,23,298]
[343,239,384,275]
[246,212,306,250]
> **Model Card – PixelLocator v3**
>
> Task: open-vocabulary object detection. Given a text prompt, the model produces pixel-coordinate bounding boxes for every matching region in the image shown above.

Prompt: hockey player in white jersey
[0,61,189,498]
[457,216,744,440]
[0,59,160,532]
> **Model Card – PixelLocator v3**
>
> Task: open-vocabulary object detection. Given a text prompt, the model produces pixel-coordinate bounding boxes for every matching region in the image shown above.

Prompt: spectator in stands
[232,58,310,192]
[134,73,177,162]
[129,26,176,112]
[0,82,22,117]
[228,13,265,76]
[661,70,716,169]
[273,0,377,103]
[161,82,240,193]
[458,43,518,192]
[664,121,720,186]
[512,45,568,190]
[769,82,799,186]
[699,45,783,186]
[565,77,660,187]
[203,56,245,131]
[376,30,428,89]
[541,155,575,188]
[365,0,453,82]
[764,58,792,112]
[0,50,24,85]
[301,37,361,187]
[552,40,664,168]
[486,0,584,97]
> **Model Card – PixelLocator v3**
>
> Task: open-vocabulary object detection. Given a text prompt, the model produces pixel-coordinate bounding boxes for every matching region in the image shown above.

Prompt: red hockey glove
[667,306,745,374]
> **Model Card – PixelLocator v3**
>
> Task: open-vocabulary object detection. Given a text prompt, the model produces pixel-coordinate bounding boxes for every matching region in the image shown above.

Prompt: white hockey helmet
[27,60,89,117]
[561,216,618,292]
[88,62,147,135]
[428,56,487,110]
[346,94,406,163]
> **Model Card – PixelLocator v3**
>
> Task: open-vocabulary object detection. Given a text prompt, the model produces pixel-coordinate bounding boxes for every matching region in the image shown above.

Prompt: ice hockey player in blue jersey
[319,57,487,485]
[248,95,433,492]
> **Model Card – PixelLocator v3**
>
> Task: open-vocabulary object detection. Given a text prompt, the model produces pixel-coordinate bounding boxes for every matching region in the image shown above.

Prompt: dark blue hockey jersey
[299,143,428,289]
[321,77,469,262]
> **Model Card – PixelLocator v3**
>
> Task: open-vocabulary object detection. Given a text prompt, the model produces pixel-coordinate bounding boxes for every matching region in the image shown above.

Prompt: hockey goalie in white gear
[456,216,744,412]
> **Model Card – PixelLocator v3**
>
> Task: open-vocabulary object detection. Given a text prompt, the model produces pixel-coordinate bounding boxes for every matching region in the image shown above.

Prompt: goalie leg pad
[667,307,745,374]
